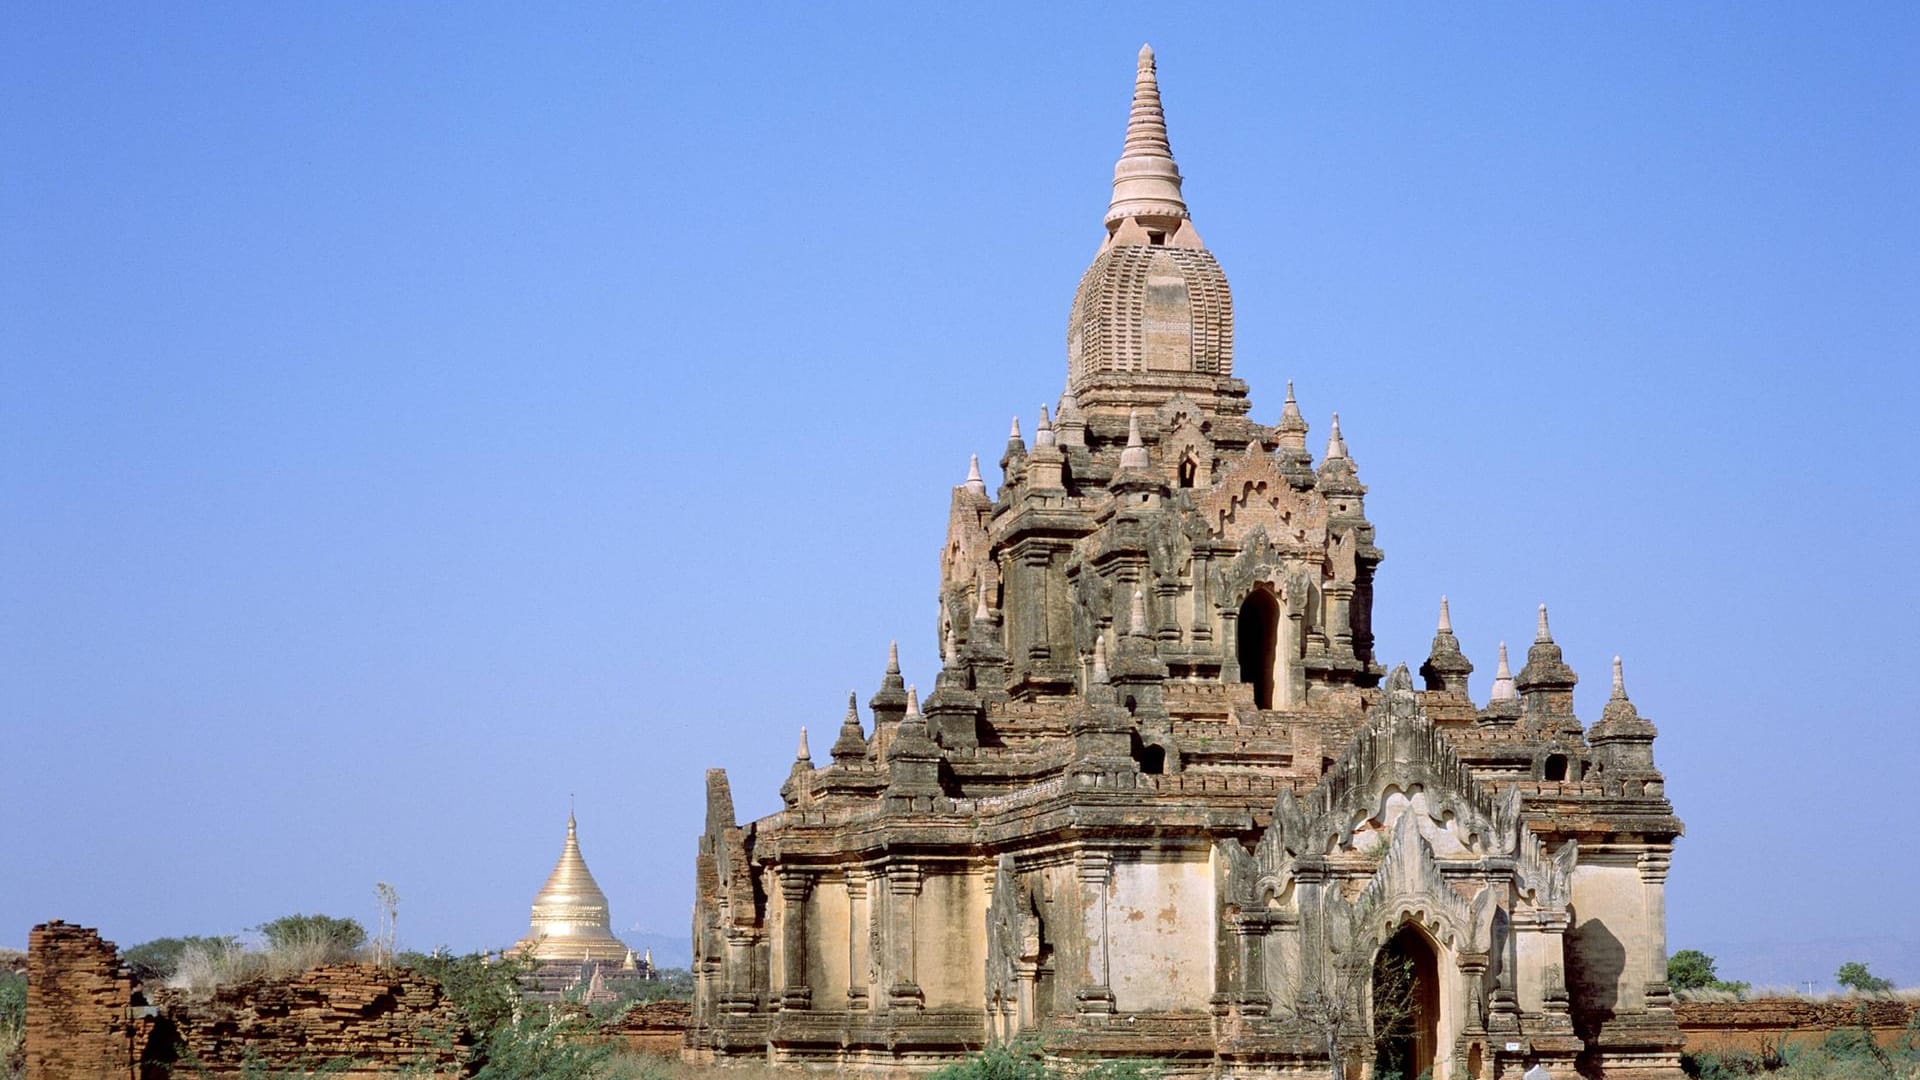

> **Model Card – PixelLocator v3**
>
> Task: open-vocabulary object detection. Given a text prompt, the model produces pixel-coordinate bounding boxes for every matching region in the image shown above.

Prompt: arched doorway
[1236,590,1279,709]
[1373,923,1441,1080]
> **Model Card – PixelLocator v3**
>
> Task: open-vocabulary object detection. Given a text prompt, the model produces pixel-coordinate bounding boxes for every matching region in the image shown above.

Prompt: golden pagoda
[513,811,629,964]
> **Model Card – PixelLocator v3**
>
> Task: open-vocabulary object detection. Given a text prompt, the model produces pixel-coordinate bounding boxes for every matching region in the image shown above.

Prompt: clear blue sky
[4,5,1916,985]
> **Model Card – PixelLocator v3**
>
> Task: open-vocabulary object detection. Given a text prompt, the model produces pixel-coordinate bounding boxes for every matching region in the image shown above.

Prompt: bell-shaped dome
[1068,46,1236,411]
[514,813,629,963]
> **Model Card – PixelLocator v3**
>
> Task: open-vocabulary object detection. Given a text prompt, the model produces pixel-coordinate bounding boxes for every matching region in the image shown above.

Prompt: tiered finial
[964,454,986,495]
[1106,44,1188,228]
[1490,642,1517,701]
[1325,412,1348,461]
[832,690,869,762]
[1034,405,1056,448]
[1119,411,1150,469]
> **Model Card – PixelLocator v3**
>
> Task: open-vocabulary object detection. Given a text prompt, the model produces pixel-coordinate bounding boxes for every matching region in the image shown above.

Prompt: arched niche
[1237,589,1280,709]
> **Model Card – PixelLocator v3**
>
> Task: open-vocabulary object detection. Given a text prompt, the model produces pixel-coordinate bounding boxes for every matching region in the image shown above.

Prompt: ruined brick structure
[25,922,468,1079]
[25,922,157,1080]
[689,46,1686,1079]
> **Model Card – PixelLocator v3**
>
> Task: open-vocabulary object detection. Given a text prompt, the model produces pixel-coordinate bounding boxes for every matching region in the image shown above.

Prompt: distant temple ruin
[687,46,1686,1080]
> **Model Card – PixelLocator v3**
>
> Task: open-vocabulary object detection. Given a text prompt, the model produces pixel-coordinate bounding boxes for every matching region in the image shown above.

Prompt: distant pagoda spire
[515,811,628,964]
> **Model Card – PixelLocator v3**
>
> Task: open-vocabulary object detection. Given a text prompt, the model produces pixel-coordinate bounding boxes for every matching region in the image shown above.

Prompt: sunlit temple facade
[689,47,1685,1080]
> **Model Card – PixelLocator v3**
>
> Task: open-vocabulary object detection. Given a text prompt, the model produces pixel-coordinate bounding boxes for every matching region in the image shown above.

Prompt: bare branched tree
[1274,895,1420,1080]
[373,882,400,968]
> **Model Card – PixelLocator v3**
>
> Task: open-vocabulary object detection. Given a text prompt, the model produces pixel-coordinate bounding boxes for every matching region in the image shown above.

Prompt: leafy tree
[1666,949,1750,998]
[397,949,530,1041]
[122,936,240,983]
[1668,949,1720,992]
[257,915,366,957]
[1836,961,1895,995]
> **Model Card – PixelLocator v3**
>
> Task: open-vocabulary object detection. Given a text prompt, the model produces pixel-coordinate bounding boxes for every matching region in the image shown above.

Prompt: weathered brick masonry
[25,922,155,1080]
[1674,998,1919,1055]
[25,922,469,1079]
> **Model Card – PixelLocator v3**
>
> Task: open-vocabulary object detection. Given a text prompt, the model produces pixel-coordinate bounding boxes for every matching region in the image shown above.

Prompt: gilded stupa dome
[514,812,629,964]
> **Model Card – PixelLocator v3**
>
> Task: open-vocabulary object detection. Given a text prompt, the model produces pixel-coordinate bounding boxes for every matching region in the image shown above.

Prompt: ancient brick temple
[689,46,1684,1080]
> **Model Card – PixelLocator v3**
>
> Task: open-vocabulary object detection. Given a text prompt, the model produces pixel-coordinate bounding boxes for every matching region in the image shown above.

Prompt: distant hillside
[620,929,691,969]
[1691,936,1919,992]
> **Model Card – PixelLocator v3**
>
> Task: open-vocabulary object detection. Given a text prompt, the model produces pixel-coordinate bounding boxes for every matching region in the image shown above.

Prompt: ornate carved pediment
[1351,812,1498,952]
[1201,446,1326,543]
[1278,667,1523,861]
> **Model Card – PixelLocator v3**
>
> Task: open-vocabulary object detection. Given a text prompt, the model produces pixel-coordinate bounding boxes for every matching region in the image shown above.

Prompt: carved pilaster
[1639,848,1674,1011]
[1232,915,1271,1016]
[1075,852,1116,1014]
[846,870,870,1010]
[777,870,813,1010]
[887,864,924,1010]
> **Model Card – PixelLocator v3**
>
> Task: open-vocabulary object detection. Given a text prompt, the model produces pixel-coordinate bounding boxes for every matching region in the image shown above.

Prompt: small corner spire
[1438,595,1453,633]
[1490,642,1516,702]
[905,684,921,718]
[1325,412,1348,461]
[1536,603,1553,643]
[1120,410,1150,469]
[1092,634,1110,683]
[1611,655,1627,700]
[974,570,992,621]
[1129,588,1149,637]
[964,454,986,495]
[1035,404,1057,448]
[796,726,811,763]
[887,640,901,676]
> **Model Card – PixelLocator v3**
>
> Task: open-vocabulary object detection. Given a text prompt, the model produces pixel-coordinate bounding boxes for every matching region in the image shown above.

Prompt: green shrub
[1,969,25,1080]
[925,1040,1161,1080]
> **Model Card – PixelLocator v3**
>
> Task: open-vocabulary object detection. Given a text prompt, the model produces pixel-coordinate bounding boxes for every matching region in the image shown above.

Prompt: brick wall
[24,921,149,1080]
[1676,997,1918,1055]
[602,998,691,1056]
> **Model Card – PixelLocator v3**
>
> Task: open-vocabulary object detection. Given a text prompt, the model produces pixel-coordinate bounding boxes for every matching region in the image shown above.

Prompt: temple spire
[964,454,986,495]
[1490,642,1517,702]
[1325,413,1348,461]
[1106,44,1189,229]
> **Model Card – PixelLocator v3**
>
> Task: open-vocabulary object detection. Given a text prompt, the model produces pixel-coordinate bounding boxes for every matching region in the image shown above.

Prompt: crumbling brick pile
[26,922,471,1079]
[602,998,691,1056]
[1675,997,1919,1054]
[146,964,471,1077]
